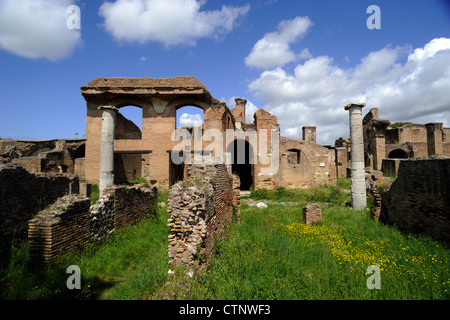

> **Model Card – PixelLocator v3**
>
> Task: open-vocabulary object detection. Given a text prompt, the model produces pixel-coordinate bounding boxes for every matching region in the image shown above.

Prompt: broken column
[302,126,316,143]
[345,103,367,209]
[99,106,117,197]
[426,122,443,156]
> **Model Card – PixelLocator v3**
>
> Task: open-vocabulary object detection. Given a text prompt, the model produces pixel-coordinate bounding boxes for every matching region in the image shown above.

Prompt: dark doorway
[388,149,408,159]
[227,139,254,190]
[114,152,142,184]
[169,151,186,186]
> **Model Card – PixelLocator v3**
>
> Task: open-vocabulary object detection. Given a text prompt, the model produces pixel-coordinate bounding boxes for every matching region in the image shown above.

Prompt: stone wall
[380,157,450,243]
[0,164,80,259]
[167,159,236,270]
[28,183,158,264]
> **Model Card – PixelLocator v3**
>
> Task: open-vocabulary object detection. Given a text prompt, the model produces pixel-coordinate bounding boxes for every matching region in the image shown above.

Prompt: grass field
[1,179,449,300]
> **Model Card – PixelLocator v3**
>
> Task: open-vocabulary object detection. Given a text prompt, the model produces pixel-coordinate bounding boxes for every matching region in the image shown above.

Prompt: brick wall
[28,183,158,264]
[0,164,79,260]
[28,195,91,264]
[380,157,450,243]
[167,159,237,270]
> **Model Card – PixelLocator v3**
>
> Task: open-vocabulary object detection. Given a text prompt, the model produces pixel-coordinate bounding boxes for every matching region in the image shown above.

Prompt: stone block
[303,203,322,226]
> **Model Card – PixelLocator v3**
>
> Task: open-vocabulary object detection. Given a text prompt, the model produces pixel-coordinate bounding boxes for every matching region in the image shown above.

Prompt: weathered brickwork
[0,164,80,259]
[81,76,337,192]
[380,157,450,243]
[28,195,91,264]
[167,159,236,270]
[91,184,158,241]
[28,183,157,264]
[303,203,322,225]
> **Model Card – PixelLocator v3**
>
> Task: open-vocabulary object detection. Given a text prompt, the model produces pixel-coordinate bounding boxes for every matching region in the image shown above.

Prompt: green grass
[1,192,170,300]
[250,182,350,205]
[91,183,99,205]
[2,180,450,300]
[179,182,450,300]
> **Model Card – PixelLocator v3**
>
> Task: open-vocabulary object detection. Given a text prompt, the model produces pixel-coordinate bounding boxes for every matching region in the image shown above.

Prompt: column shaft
[99,106,117,197]
[345,103,367,209]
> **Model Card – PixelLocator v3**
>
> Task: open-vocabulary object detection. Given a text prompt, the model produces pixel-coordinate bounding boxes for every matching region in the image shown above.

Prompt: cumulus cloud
[179,113,203,127]
[244,16,312,69]
[99,0,250,46]
[248,37,450,145]
[0,0,81,61]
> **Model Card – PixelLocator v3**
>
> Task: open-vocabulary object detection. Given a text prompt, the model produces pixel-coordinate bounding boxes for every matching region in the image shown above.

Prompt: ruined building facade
[79,77,336,190]
[335,107,450,177]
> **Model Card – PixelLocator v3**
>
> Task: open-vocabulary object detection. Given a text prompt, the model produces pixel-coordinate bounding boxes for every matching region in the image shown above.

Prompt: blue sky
[1,0,449,145]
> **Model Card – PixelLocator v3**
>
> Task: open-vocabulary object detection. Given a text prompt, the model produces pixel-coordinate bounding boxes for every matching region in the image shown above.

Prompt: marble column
[99,106,117,197]
[345,103,367,209]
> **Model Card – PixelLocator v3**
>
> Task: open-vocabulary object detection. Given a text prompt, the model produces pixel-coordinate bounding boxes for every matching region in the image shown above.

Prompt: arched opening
[115,105,143,140]
[176,105,204,129]
[388,149,408,159]
[286,148,306,166]
[227,139,254,190]
[114,105,144,184]
[170,106,205,186]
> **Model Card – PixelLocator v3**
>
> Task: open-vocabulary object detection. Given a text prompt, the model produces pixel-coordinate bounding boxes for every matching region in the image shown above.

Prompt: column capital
[344,103,365,111]
[98,105,119,111]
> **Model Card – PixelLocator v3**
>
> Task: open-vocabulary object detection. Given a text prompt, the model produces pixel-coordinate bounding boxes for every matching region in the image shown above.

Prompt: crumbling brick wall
[167,159,236,270]
[28,195,91,264]
[90,184,158,241]
[380,157,450,243]
[28,184,157,264]
[0,164,79,260]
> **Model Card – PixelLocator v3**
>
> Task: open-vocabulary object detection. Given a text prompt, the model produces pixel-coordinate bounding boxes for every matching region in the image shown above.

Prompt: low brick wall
[90,184,158,241]
[29,183,158,264]
[167,159,237,270]
[0,164,79,261]
[28,195,91,264]
[380,157,450,243]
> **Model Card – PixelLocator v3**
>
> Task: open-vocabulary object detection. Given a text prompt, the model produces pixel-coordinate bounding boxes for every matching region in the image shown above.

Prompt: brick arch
[280,141,313,163]
[103,96,149,110]
[166,98,210,113]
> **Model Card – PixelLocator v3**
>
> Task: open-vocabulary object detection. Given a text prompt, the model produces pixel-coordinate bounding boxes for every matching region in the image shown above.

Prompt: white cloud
[248,37,450,145]
[99,0,250,47]
[244,16,312,69]
[179,113,203,127]
[0,0,81,61]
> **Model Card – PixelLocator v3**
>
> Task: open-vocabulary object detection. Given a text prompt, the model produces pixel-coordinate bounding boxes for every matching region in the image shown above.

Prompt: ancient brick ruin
[0,138,86,175]
[1,75,449,271]
[0,164,83,259]
[167,158,237,270]
[380,157,450,243]
[80,76,336,194]
[303,203,322,226]
[335,108,450,178]
[28,183,157,264]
